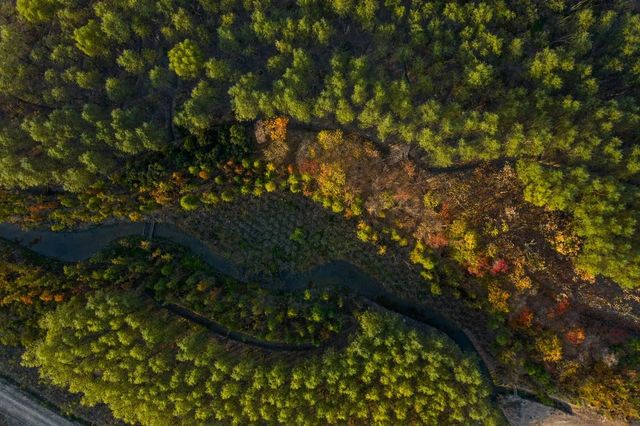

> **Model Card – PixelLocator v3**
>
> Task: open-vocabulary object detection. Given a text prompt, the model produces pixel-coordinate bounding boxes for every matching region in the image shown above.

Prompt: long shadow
[0,221,574,414]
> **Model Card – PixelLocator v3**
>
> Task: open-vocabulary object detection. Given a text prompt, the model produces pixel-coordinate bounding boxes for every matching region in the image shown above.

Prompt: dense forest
[1,0,639,287]
[0,0,639,424]
[27,296,499,425]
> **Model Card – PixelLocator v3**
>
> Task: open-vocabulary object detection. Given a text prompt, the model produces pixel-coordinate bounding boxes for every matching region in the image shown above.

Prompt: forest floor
[499,395,630,426]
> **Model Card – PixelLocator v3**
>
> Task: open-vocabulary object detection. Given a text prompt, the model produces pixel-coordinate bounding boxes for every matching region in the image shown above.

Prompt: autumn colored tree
[0,240,67,345]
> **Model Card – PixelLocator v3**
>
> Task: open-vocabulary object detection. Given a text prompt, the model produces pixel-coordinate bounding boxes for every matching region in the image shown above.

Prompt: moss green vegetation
[24,291,500,425]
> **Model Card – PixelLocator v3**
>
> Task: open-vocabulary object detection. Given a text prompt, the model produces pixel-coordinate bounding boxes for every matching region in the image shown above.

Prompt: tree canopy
[25,290,500,425]
[0,0,638,287]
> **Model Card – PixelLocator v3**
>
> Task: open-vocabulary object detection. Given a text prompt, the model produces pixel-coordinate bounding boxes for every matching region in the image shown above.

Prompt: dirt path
[0,379,78,426]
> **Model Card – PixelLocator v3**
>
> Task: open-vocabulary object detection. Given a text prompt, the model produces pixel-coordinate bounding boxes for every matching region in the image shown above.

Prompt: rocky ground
[499,395,637,426]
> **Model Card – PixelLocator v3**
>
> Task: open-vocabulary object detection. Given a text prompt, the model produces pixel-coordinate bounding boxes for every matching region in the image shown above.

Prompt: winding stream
[0,221,573,414]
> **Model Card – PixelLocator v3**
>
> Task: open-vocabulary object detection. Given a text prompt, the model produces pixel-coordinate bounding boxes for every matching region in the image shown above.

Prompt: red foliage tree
[490,258,509,275]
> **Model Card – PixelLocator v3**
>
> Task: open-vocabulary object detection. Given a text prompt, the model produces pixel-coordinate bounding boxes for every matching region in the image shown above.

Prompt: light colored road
[0,379,77,426]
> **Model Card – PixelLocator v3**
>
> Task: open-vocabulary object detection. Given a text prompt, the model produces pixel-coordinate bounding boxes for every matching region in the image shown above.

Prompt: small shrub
[331,200,344,213]
[430,282,442,296]
[221,191,234,202]
[565,327,586,345]
[179,194,199,211]
[496,329,511,346]
[290,228,305,244]
[289,183,301,193]
[535,333,563,363]
[490,259,509,275]
[514,307,534,328]
[410,242,435,270]
[423,192,440,209]
[487,283,510,313]
[201,192,219,205]
[260,117,290,164]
